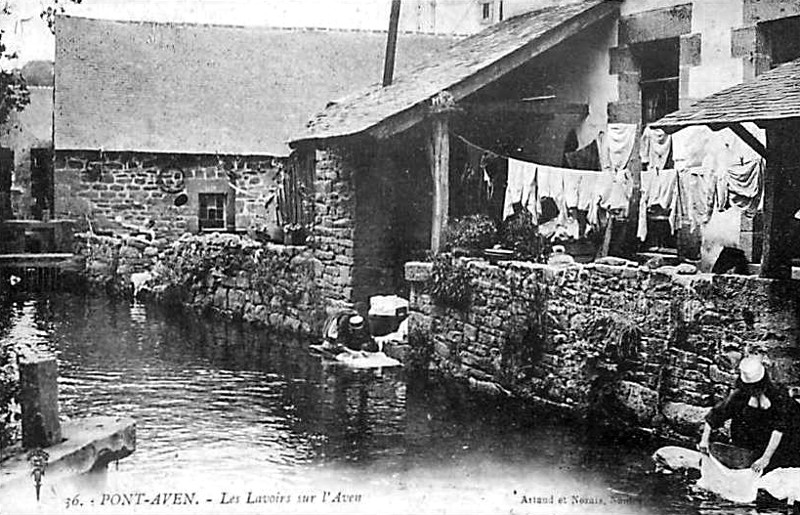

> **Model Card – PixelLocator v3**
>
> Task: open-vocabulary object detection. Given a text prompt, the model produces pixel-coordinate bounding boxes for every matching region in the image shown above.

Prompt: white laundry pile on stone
[696,454,760,503]
[654,446,800,505]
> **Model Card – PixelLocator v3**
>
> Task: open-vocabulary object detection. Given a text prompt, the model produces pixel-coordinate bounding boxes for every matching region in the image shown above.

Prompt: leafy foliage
[406,325,433,372]
[0,340,20,451]
[500,209,544,261]
[0,0,82,126]
[428,254,473,310]
[445,214,498,252]
[153,234,320,313]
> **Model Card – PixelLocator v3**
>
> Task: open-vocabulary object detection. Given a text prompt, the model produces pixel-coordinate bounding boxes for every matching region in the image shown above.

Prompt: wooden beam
[367,0,619,140]
[448,2,619,103]
[428,115,450,253]
[461,100,588,117]
[729,123,769,161]
[760,123,797,279]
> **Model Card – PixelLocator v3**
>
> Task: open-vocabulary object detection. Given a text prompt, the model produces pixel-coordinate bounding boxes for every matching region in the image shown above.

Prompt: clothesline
[451,132,517,162]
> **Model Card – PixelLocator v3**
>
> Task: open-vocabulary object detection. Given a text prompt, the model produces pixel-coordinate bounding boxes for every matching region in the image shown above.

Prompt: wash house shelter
[653,56,800,280]
[289,0,800,308]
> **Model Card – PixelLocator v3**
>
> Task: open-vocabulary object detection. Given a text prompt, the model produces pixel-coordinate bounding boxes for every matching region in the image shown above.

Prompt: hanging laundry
[564,140,601,171]
[640,126,672,172]
[606,123,638,172]
[672,125,714,169]
[535,164,592,241]
[503,158,537,222]
[465,145,483,180]
[594,169,632,219]
[717,124,766,167]
[673,167,712,233]
[562,169,602,214]
[637,169,678,241]
[597,130,612,172]
[726,159,763,213]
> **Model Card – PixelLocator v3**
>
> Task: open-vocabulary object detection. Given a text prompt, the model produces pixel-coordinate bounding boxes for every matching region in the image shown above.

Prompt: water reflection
[0,294,788,514]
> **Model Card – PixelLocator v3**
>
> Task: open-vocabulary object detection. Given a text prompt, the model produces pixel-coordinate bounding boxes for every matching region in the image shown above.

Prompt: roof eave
[290,0,621,146]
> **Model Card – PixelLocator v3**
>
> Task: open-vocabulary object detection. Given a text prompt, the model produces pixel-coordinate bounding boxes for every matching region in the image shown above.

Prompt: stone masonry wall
[55,151,280,240]
[75,232,326,335]
[312,146,358,312]
[406,258,800,438]
[74,232,163,295]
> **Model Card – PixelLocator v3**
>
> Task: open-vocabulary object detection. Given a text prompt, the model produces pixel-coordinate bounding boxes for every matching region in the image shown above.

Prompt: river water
[0,294,787,514]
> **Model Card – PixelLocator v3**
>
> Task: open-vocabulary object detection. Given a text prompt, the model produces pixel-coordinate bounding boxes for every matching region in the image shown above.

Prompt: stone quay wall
[406,257,800,439]
[75,232,326,335]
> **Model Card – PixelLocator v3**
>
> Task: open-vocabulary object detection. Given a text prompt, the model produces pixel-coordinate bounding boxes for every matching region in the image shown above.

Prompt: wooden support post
[428,115,450,253]
[729,123,768,161]
[760,123,799,279]
[18,350,62,448]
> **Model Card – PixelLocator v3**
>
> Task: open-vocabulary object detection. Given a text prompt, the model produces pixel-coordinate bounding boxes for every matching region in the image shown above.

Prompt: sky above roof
[0,0,397,65]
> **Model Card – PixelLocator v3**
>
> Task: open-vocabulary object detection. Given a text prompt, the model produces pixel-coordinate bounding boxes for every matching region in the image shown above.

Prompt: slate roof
[653,58,800,130]
[54,16,456,157]
[291,0,617,144]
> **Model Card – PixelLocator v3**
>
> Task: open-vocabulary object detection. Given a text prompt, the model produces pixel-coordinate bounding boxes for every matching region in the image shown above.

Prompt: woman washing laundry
[320,313,377,355]
[698,356,800,474]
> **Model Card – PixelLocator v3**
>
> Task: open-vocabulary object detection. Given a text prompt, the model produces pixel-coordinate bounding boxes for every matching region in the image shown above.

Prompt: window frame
[198,192,228,231]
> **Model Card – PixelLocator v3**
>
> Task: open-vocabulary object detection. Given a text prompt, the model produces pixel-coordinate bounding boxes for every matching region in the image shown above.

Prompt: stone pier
[0,351,136,499]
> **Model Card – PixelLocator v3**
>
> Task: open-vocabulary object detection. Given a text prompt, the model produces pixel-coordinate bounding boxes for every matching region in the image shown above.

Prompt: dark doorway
[0,148,12,220]
[30,148,54,220]
[633,38,680,125]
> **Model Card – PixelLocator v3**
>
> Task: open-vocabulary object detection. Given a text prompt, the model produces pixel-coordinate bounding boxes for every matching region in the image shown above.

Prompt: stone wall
[311,138,431,312]
[75,232,326,335]
[55,151,280,240]
[312,146,358,311]
[74,232,164,294]
[406,257,800,438]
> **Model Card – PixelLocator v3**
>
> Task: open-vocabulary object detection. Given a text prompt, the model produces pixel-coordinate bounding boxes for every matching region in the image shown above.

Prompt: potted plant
[445,214,498,256]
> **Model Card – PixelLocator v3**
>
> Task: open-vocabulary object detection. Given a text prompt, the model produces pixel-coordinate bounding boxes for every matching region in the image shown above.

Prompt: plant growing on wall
[0,316,20,452]
[445,214,498,253]
[406,325,433,373]
[500,283,548,386]
[428,254,473,310]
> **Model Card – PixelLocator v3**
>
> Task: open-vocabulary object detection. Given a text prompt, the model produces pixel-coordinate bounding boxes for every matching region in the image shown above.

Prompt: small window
[761,15,800,69]
[199,193,226,230]
[481,2,492,21]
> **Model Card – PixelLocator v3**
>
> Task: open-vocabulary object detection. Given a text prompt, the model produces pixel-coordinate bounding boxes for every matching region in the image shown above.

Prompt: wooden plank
[368,0,619,140]
[729,123,768,161]
[760,123,798,279]
[461,100,589,117]
[428,116,450,253]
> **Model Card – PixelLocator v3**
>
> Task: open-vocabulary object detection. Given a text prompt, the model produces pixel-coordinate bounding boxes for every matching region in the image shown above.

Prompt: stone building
[0,61,55,220]
[289,0,800,309]
[52,15,455,239]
